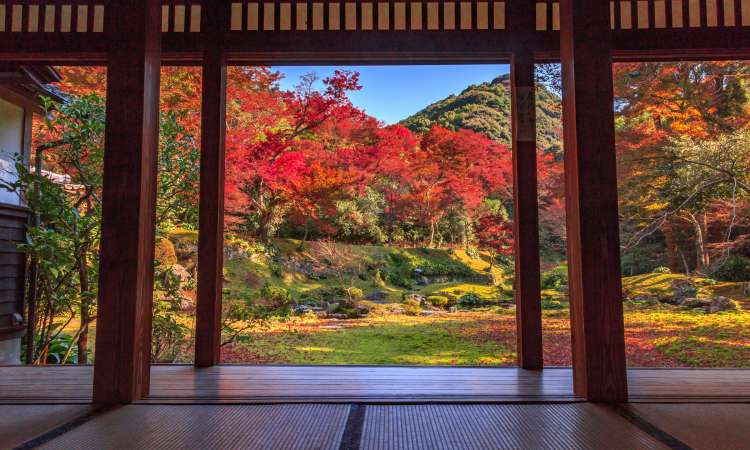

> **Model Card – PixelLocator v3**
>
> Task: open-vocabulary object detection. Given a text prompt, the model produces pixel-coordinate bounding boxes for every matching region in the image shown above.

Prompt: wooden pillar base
[93,0,161,404]
[560,0,628,402]
[194,4,228,368]
[511,50,543,370]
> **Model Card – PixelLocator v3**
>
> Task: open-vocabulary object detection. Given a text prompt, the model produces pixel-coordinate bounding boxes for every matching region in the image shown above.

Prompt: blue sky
[272,65,509,124]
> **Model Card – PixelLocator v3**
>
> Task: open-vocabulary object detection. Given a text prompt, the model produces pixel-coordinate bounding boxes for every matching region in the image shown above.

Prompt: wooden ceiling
[0,1,748,64]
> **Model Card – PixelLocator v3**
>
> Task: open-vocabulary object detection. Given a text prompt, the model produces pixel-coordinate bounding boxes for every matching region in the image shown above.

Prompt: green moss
[231,315,516,365]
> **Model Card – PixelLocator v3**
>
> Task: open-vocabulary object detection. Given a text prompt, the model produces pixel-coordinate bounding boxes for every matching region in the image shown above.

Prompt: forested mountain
[400,74,562,154]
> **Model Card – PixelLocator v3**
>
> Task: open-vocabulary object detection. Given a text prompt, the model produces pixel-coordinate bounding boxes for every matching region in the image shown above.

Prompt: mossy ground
[220,306,750,367]
[73,233,750,367]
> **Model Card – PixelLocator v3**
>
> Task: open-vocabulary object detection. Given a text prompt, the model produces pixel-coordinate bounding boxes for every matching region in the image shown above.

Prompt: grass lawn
[222,310,518,365]
[220,305,750,367]
[61,235,742,368]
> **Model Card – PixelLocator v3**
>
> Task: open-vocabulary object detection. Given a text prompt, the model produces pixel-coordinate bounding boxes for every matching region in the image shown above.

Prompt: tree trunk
[687,213,709,271]
[428,219,436,248]
[661,220,681,272]
[77,250,90,364]
[25,147,44,364]
[699,212,710,268]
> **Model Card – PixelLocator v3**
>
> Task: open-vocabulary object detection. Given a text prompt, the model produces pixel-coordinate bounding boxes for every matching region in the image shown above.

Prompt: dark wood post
[93,0,161,404]
[559,0,628,402]
[195,3,228,367]
[511,51,543,370]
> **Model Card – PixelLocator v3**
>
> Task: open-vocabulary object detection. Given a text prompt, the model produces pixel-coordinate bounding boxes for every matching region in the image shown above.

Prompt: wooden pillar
[559,0,628,402]
[93,0,161,404]
[194,4,228,367]
[511,51,543,370]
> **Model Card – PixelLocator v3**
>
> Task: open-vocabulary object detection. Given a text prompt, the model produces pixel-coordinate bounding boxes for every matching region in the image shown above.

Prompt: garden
[4,62,750,368]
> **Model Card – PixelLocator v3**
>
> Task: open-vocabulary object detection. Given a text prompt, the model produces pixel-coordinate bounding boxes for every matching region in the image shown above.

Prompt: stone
[708,296,737,313]
[633,295,659,305]
[678,296,737,313]
[171,263,193,284]
[678,297,710,309]
[670,278,697,302]
[328,313,348,320]
[365,291,387,301]
[405,293,426,305]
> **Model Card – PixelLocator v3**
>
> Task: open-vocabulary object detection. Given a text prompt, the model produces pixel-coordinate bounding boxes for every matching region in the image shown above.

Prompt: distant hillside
[400,74,562,154]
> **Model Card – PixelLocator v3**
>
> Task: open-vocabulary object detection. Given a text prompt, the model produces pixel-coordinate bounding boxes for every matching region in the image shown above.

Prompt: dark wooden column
[194,4,228,367]
[93,0,161,404]
[559,0,628,402]
[511,51,543,370]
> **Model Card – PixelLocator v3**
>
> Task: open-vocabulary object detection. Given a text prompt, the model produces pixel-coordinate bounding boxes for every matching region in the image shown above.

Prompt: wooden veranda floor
[1,365,749,404]
[1,366,750,449]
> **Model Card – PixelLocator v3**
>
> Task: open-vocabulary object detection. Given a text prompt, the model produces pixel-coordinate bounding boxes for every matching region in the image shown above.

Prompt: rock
[405,293,426,305]
[678,297,710,309]
[670,278,697,302]
[294,305,311,314]
[326,302,340,313]
[678,296,737,313]
[171,263,192,284]
[365,291,387,301]
[708,296,737,313]
[179,296,195,311]
[633,295,659,305]
[328,313,348,320]
[294,304,325,315]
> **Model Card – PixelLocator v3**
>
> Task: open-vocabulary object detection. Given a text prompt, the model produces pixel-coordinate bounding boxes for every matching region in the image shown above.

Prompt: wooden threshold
[0,365,748,404]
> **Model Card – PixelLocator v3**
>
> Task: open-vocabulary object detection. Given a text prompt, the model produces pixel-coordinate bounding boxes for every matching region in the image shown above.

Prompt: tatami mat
[0,405,92,450]
[628,403,750,450]
[37,404,349,450]
[360,404,667,450]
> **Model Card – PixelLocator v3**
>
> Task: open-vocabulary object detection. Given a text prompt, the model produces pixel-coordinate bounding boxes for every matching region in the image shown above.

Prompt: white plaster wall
[0,338,21,365]
[0,97,25,206]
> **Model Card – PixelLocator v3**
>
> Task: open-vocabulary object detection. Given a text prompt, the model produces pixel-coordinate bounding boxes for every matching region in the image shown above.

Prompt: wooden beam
[92,0,161,405]
[511,50,543,370]
[559,0,628,402]
[195,4,228,368]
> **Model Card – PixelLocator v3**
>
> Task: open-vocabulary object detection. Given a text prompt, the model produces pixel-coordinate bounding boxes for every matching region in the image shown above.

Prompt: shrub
[383,269,412,289]
[269,262,283,278]
[154,237,178,268]
[427,295,449,308]
[710,255,750,282]
[346,287,364,301]
[541,264,568,290]
[652,266,672,274]
[541,299,564,310]
[403,298,421,315]
[372,269,386,288]
[493,253,514,271]
[459,292,484,307]
[258,285,291,309]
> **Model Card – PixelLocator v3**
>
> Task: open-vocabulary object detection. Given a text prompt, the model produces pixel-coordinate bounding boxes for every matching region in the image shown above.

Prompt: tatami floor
[1,366,749,449]
[3,402,750,449]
